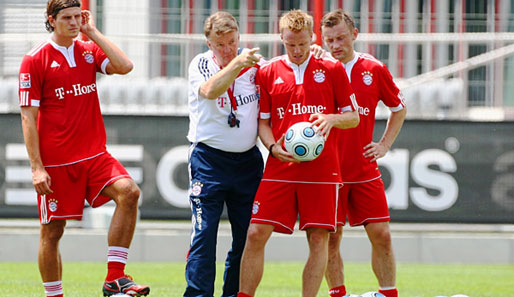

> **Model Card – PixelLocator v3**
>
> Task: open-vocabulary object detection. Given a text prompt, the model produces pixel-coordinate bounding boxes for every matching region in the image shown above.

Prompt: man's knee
[245,224,272,247]
[367,223,392,248]
[112,179,140,206]
[328,227,342,251]
[307,228,329,249]
[41,221,66,243]
[328,235,341,253]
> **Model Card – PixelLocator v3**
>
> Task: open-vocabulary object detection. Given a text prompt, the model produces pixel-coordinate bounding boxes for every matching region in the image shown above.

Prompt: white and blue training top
[187,49,260,153]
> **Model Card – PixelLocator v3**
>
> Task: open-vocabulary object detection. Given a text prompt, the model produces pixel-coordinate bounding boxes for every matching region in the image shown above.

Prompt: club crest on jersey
[362,71,373,86]
[83,50,94,64]
[313,69,326,83]
[191,181,203,196]
[19,73,31,89]
[48,198,58,212]
[252,201,260,214]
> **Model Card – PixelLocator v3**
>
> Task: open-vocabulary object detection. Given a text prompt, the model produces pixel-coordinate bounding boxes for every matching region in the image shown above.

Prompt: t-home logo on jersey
[4,144,144,206]
[277,103,327,119]
[54,83,97,99]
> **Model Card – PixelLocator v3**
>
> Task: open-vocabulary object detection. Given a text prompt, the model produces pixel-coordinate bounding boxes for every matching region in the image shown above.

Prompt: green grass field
[1,262,513,297]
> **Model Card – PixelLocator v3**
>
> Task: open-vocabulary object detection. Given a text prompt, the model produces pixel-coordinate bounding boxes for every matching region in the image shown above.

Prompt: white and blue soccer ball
[360,292,386,297]
[284,121,325,161]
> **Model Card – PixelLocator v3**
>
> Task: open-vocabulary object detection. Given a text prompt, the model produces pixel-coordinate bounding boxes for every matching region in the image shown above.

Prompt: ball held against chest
[284,121,325,161]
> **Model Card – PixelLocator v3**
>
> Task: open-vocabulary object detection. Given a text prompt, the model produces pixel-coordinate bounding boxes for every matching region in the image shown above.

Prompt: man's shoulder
[310,55,343,72]
[317,54,340,65]
[74,39,98,50]
[25,40,52,59]
[189,51,215,71]
[356,52,386,68]
[191,50,212,62]
[259,55,286,71]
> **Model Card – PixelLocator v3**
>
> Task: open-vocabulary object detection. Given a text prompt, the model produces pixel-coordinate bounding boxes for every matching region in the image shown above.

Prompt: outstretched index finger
[249,47,260,55]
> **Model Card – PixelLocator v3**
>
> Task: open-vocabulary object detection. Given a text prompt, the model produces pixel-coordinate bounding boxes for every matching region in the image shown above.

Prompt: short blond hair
[204,11,239,38]
[279,9,313,34]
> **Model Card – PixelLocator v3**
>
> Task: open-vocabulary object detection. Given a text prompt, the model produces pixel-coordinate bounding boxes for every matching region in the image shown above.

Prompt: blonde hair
[279,9,313,34]
[204,11,239,38]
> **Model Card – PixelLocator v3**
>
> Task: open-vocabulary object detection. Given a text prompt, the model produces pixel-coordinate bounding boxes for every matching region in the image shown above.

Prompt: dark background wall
[1,114,513,223]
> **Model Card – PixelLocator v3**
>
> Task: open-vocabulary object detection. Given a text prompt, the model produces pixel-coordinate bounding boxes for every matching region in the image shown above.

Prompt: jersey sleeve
[188,54,212,99]
[89,42,109,74]
[18,55,42,107]
[255,67,271,119]
[333,62,357,113]
[378,64,405,112]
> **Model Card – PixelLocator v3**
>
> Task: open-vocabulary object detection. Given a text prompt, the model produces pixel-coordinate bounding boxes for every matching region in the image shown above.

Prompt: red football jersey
[257,54,356,183]
[19,39,109,166]
[339,52,406,182]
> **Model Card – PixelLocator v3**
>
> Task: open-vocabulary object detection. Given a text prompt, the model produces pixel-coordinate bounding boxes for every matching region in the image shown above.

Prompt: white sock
[108,246,129,264]
[43,280,63,296]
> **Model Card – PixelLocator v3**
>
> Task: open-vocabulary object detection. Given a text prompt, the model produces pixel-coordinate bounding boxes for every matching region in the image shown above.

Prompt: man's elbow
[118,61,134,75]
[199,86,219,99]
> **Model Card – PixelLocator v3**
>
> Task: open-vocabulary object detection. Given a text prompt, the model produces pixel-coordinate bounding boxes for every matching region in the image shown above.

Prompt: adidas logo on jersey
[50,61,60,68]
[274,77,284,84]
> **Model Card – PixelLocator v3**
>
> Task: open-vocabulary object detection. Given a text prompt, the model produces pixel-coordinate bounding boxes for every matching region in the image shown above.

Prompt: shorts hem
[300,222,336,232]
[40,214,83,224]
[90,174,132,208]
[350,216,390,227]
[251,218,293,234]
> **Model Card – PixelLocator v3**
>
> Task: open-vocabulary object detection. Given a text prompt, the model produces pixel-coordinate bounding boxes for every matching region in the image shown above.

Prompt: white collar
[285,52,312,85]
[49,34,77,68]
[341,51,359,82]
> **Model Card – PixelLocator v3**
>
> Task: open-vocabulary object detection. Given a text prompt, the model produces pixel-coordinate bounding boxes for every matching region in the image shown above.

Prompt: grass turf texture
[1,262,513,297]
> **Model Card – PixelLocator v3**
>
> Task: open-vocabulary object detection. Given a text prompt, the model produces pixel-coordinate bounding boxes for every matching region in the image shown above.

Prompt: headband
[53,2,81,16]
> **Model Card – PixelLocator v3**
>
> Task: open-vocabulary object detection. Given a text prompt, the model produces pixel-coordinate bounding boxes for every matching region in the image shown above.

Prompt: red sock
[379,288,398,297]
[106,246,129,281]
[237,292,253,297]
[106,261,126,281]
[329,285,346,297]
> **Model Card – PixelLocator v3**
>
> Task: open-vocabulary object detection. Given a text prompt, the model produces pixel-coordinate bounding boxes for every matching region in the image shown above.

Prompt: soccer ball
[283,121,325,161]
[360,292,386,297]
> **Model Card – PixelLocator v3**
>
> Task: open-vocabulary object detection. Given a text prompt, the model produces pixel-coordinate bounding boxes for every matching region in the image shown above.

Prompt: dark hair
[321,9,355,30]
[45,0,81,32]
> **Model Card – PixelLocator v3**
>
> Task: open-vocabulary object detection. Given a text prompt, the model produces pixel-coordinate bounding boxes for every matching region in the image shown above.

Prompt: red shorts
[38,152,131,224]
[337,178,390,226]
[251,180,338,234]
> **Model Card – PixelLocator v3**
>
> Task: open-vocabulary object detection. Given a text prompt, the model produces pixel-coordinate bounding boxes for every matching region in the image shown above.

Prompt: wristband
[269,144,275,158]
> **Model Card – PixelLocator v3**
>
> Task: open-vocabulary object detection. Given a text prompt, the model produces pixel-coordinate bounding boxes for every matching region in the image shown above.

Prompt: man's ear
[48,16,56,29]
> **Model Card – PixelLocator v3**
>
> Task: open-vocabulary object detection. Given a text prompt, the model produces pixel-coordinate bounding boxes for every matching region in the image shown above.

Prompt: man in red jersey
[18,1,149,296]
[237,10,359,297]
[321,10,407,297]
